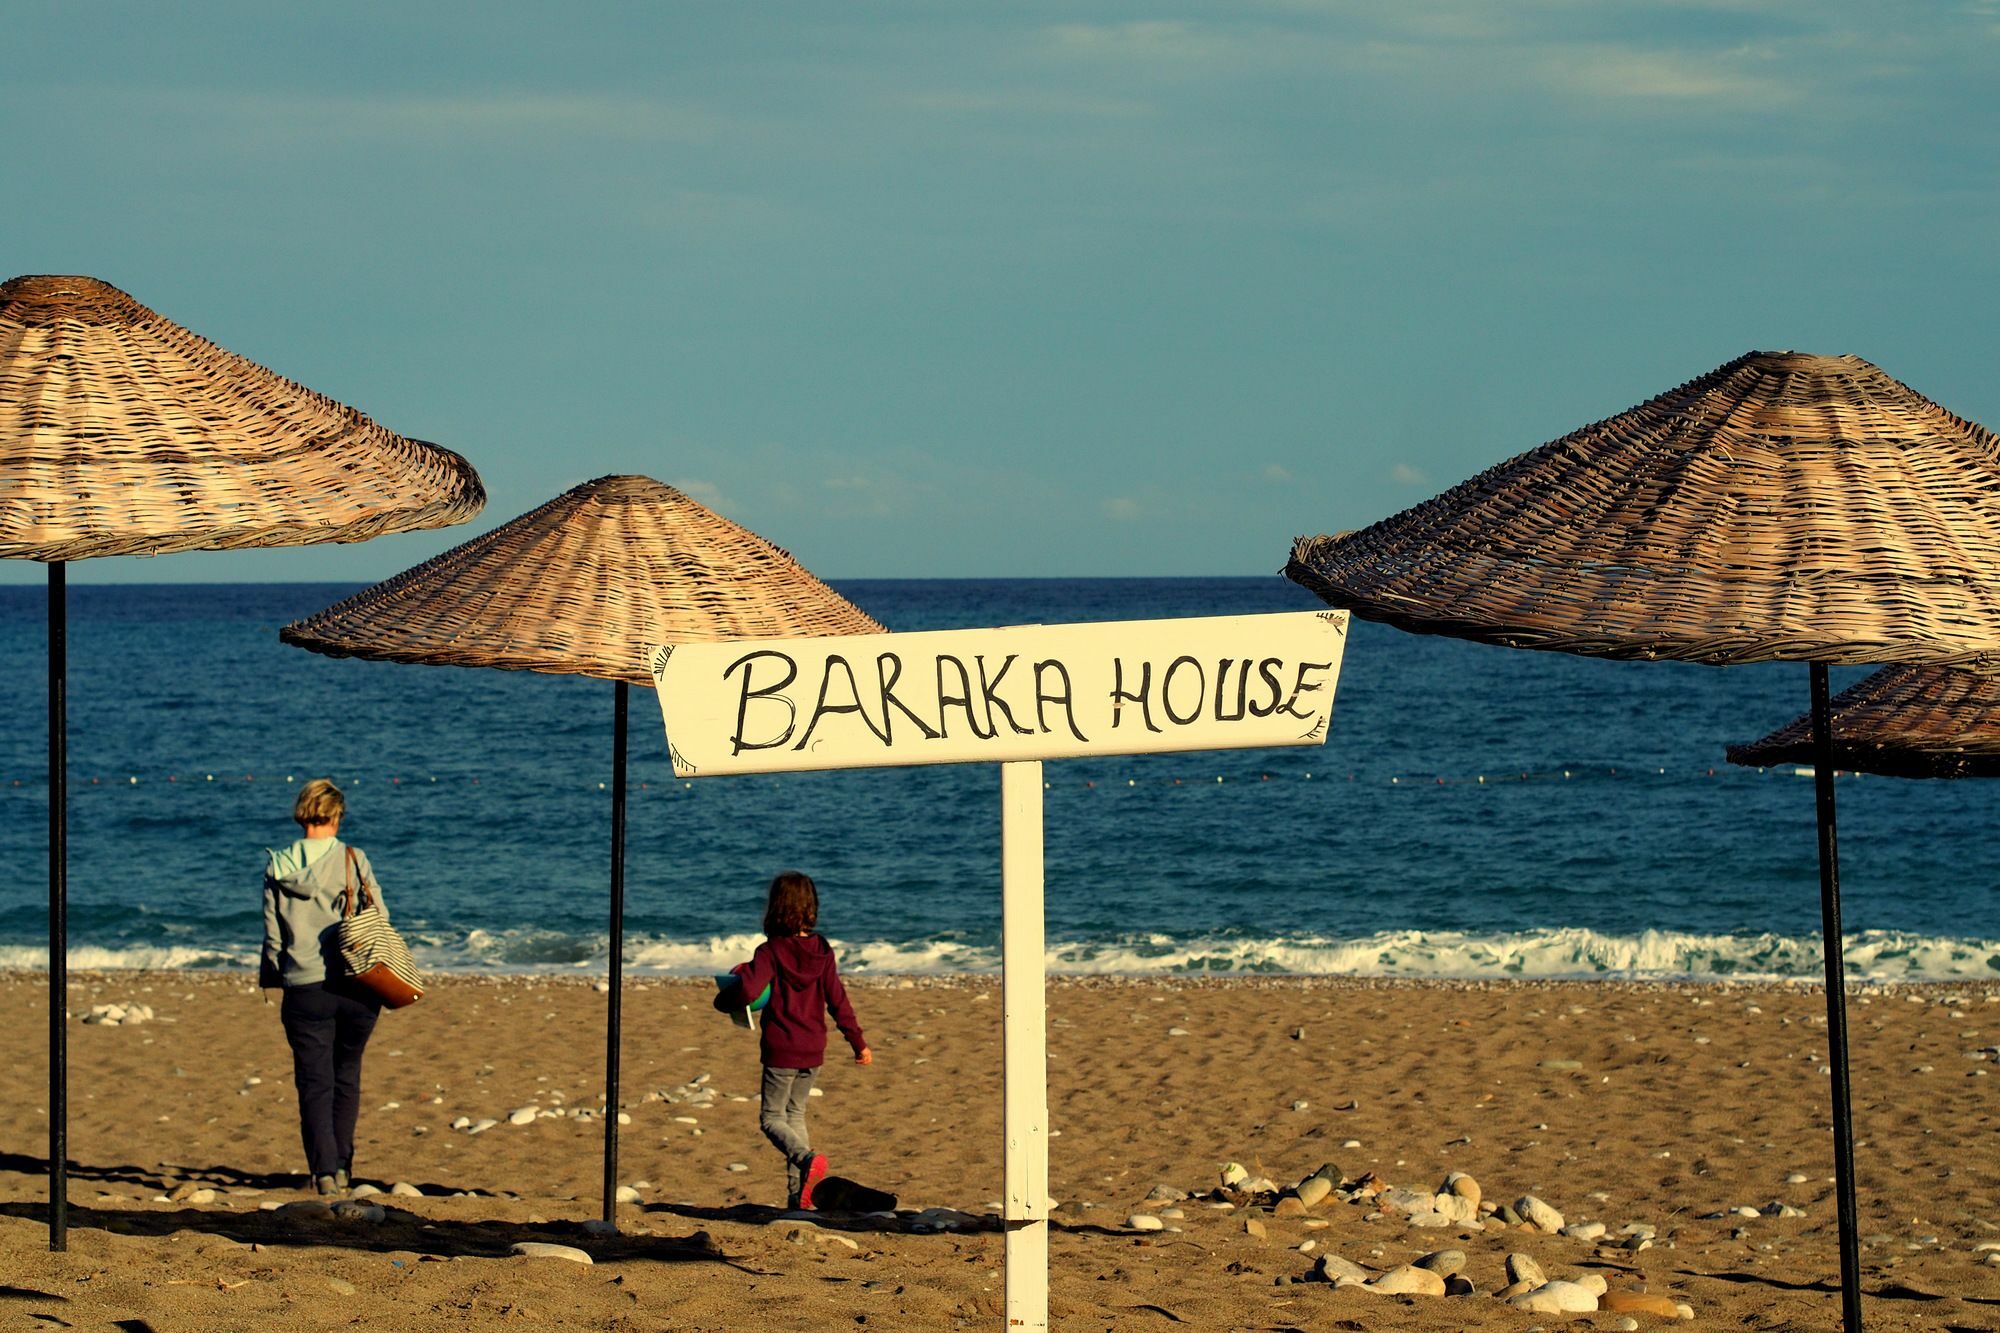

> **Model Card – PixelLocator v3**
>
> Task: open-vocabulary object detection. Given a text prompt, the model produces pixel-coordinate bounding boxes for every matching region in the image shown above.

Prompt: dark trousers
[280,981,381,1177]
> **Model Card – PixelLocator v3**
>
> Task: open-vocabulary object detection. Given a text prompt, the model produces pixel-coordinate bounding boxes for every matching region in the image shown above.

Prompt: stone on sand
[511,1242,592,1264]
[1505,1253,1546,1287]
[1126,1214,1164,1232]
[1441,1170,1481,1210]
[1509,1279,1600,1313]
[390,1182,423,1197]
[1412,1248,1465,1275]
[1294,1175,1333,1209]
[1312,1253,1370,1283]
[507,1105,540,1126]
[1272,1197,1306,1219]
[1602,1290,1685,1317]
[1366,1264,1446,1296]
[1515,1194,1565,1232]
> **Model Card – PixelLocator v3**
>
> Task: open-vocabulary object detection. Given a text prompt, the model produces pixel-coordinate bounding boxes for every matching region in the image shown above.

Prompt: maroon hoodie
[718,933,866,1070]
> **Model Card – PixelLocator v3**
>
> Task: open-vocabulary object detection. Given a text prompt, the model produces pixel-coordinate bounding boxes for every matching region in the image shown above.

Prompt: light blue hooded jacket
[259,837,386,988]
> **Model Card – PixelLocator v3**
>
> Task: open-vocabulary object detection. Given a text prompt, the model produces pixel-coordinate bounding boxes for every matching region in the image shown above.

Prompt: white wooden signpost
[648,610,1349,1329]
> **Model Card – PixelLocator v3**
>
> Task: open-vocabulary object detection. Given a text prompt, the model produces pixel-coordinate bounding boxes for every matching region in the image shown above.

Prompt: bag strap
[341,844,372,917]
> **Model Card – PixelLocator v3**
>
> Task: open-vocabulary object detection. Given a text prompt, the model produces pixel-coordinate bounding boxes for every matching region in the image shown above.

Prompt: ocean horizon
[3,578,1996,983]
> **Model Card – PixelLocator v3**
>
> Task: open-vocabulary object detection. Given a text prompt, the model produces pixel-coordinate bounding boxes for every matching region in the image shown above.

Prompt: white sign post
[648,610,1348,1329]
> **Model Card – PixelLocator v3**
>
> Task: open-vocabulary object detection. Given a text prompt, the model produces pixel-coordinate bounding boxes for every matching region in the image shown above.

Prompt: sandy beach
[4,971,1999,1330]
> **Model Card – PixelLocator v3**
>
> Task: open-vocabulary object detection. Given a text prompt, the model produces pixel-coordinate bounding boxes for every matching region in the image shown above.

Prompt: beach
[4,972,1999,1329]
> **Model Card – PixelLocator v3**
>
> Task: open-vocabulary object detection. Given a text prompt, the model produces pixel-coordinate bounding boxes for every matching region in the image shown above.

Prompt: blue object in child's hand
[714,974,772,1011]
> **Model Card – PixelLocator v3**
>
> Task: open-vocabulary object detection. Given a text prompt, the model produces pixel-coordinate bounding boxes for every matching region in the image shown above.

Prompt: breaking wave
[6,927,1999,982]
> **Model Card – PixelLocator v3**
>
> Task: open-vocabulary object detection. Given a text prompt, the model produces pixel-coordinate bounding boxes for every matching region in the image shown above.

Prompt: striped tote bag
[337,846,424,1008]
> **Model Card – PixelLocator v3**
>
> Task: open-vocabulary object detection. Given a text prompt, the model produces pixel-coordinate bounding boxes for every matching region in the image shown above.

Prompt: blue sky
[5,1,1997,582]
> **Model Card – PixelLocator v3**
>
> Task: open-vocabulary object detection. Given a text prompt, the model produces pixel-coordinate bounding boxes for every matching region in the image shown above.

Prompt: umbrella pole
[48,561,68,1253]
[1810,662,1862,1332]
[602,680,629,1227]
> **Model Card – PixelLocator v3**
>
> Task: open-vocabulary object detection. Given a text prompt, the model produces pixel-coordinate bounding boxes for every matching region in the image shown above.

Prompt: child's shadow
[650,1175,1002,1237]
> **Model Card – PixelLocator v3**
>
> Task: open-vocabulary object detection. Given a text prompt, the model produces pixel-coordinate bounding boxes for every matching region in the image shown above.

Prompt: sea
[1,579,1995,984]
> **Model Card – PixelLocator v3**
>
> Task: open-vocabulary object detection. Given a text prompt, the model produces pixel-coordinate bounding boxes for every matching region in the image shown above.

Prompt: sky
[4,0,1998,583]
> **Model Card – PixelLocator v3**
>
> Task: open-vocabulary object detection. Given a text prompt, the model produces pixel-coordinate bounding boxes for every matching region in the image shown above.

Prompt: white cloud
[1388,463,1429,487]
[1538,44,1797,106]
[673,479,734,512]
[1102,496,1143,521]
[1262,464,1294,484]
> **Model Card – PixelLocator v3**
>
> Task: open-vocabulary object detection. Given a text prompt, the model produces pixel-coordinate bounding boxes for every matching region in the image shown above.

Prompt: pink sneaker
[797,1153,829,1210]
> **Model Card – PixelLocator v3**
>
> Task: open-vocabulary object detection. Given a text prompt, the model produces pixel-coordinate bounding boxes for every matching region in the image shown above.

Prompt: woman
[259,778,386,1195]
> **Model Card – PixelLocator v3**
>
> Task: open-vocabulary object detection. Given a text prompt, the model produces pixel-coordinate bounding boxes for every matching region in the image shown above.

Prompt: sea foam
[7,926,1996,982]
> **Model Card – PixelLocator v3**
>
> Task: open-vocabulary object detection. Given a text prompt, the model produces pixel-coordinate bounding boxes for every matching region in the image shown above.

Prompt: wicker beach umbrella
[1729,666,2000,779]
[1285,350,2000,1333]
[0,274,486,1252]
[280,473,884,1224]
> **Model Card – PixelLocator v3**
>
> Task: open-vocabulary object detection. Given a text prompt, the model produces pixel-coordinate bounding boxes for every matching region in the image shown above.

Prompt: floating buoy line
[0,764,1853,793]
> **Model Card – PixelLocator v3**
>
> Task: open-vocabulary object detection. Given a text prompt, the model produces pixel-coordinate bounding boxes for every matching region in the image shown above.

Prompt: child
[716,871,871,1209]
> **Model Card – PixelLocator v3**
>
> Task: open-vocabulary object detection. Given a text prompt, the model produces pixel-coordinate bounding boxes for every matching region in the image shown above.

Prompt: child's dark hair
[764,871,819,938]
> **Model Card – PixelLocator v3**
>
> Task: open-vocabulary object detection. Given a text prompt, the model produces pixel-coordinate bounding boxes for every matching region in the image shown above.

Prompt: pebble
[1506,1253,1546,1287]
[1603,1291,1685,1317]
[390,1182,423,1198]
[1515,1195,1565,1232]
[808,1087,823,1098]
[1272,1197,1306,1219]
[1146,1184,1188,1202]
[1573,1273,1608,1296]
[1434,1192,1478,1225]
[1367,1264,1446,1296]
[1167,1027,1190,1037]
[1379,1186,1433,1214]
[1290,1099,1309,1112]
[1219,1162,1249,1187]
[449,1116,472,1130]
[1313,1253,1369,1283]
[1561,1221,1606,1241]
[1413,1248,1465,1276]
[351,1183,382,1198]
[468,1119,498,1135]
[1444,1274,1476,1297]
[1441,1170,1481,1210]
[1126,1214,1164,1231]
[1295,1176,1333,1210]
[615,1185,641,1204]
[1243,1218,1267,1241]
[727,1162,750,1173]
[511,1242,592,1264]
[275,1200,331,1218]
[1510,1279,1599,1313]
[330,1201,385,1223]
[582,1218,618,1235]
[325,1277,356,1296]
[507,1105,540,1126]
[1612,1319,1640,1331]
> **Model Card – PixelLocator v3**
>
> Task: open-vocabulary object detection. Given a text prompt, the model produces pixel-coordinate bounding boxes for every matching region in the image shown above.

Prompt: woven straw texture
[0,274,485,562]
[1727,666,2000,779]
[1286,351,2000,668]
[281,475,885,685]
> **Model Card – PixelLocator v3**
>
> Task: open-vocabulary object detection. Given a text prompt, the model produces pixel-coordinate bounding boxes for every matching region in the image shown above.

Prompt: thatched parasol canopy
[1728,666,2000,779]
[280,474,884,684]
[1286,351,2000,668]
[0,274,484,561]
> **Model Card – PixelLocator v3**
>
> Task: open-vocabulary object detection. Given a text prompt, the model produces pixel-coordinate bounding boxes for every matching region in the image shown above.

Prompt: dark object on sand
[808,1175,897,1213]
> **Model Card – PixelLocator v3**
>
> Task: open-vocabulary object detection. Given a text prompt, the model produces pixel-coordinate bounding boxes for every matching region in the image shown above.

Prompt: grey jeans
[759,1065,817,1201]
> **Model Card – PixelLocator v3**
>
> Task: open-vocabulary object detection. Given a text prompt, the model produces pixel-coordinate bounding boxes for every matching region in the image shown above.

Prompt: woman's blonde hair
[293,778,346,830]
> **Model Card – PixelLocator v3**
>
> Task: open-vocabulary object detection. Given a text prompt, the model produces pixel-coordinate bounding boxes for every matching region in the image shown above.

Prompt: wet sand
[3,971,1998,1329]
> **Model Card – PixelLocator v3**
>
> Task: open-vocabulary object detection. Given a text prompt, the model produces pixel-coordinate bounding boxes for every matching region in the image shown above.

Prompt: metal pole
[48,561,68,1252]
[602,679,629,1227]
[1810,662,1862,1333]
[1000,760,1049,1330]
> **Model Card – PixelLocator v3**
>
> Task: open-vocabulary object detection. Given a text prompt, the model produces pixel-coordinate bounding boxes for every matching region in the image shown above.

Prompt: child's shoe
[797,1154,829,1210]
